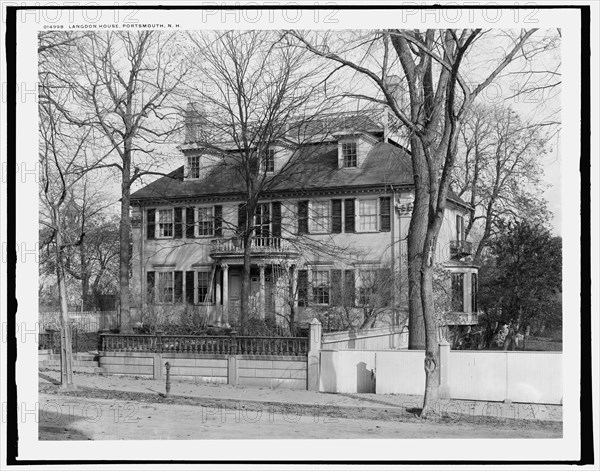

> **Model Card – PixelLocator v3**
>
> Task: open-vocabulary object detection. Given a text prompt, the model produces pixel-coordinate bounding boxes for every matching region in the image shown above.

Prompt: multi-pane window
[197,207,214,236]
[451,273,464,312]
[254,203,271,241]
[188,156,201,179]
[264,148,275,173]
[358,269,377,305]
[197,271,213,304]
[157,209,174,238]
[358,199,377,231]
[157,272,174,303]
[342,142,357,168]
[311,201,330,233]
[313,270,330,305]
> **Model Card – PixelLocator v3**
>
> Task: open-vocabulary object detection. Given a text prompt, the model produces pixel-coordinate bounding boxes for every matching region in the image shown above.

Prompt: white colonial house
[129,108,479,331]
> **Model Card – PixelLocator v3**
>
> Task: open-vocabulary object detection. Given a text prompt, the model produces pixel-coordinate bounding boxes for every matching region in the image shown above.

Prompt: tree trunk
[240,244,251,333]
[420,262,439,416]
[53,208,75,389]
[407,145,429,350]
[119,155,132,333]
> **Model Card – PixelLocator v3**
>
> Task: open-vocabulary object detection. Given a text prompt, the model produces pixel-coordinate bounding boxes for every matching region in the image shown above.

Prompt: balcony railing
[450,240,473,258]
[445,311,480,325]
[209,237,299,257]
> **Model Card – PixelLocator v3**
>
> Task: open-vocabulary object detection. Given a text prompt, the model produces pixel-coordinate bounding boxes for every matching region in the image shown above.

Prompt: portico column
[221,263,229,326]
[259,263,266,319]
[215,266,222,325]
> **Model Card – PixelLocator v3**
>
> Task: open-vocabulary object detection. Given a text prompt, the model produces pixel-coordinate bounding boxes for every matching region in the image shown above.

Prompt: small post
[438,339,451,400]
[307,318,322,391]
[165,361,171,397]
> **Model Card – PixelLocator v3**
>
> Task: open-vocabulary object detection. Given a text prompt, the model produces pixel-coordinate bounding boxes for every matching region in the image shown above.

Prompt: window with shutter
[197,207,214,236]
[380,197,391,232]
[344,199,355,233]
[298,201,309,234]
[147,209,155,240]
[312,270,330,305]
[197,271,214,304]
[157,272,174,303]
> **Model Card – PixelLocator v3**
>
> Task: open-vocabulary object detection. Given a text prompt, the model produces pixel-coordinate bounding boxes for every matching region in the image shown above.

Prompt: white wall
[321,348,562,404]
[448,351,562,404]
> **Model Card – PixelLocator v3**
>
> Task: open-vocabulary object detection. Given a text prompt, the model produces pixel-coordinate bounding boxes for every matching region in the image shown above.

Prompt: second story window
[188,155,201,179]
[264,148,275,173]
[358,199,377,231]
[451,273,464,312]
[157,209,174,238]
[456,215,465,242]
[197,207,214,236]
[342,142,357,168]
[311,201,331,233]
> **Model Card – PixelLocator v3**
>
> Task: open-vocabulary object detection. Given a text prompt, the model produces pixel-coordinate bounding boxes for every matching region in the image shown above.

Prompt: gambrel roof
[131,140,469,210]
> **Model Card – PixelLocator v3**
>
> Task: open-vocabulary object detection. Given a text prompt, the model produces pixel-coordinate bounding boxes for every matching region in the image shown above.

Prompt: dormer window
[342,142,357,168]
[264,148,275,173]
[188,155,201,179]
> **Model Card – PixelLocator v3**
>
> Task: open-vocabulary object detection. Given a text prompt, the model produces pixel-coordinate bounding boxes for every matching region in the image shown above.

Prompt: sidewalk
[38,368,562,422]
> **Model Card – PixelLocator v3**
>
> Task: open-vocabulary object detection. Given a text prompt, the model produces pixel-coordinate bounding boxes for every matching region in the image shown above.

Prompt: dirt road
[38,393,561,440]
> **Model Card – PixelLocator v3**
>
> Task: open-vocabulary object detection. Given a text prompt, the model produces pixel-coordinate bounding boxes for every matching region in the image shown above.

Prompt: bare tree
[290,28,557,415]
[184,31,341,333]
[42,31,189,332]
[452,104,552,262]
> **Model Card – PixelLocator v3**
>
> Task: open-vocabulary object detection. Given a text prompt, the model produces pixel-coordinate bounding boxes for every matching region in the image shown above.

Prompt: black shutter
[186,207,195,238]
[146,271,155,303]
[147,208,155,240]
[380,197,391,232]
[298,200,309,234]
[272,201,282,238]
[298,269,309,307]
[378,268,392,306]
[185,271,195,304]
[344,269,355,307]
[331,199,342,233]
[344,199,355,233]
[214,205,223,237]
[174,207,183,239]
[238,203,247,235]
[330,269,342,305]
[174,271,184,303]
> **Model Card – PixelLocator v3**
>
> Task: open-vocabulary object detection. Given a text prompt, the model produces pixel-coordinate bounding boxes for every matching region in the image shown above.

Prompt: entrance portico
[209,237,300,326]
